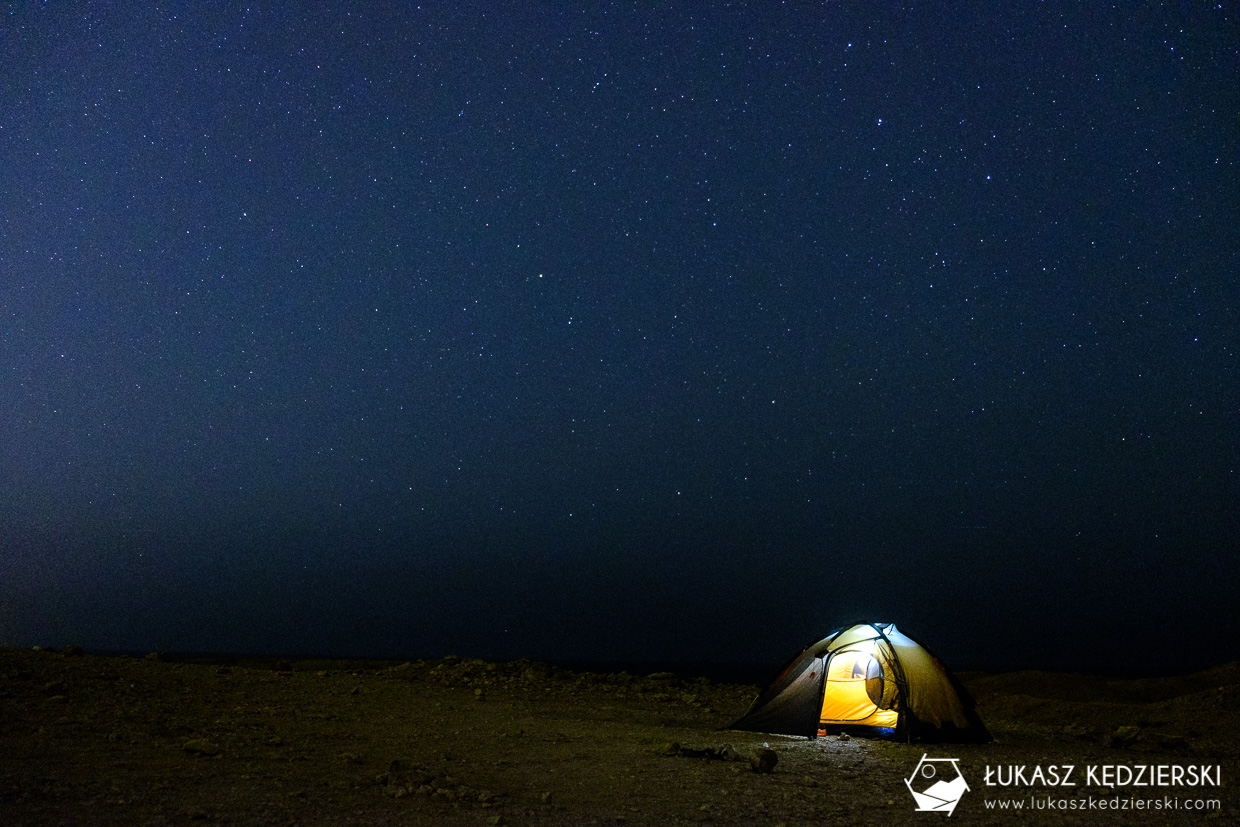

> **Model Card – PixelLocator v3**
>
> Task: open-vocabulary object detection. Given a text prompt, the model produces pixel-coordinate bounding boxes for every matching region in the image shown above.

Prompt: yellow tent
[731,622,990,742]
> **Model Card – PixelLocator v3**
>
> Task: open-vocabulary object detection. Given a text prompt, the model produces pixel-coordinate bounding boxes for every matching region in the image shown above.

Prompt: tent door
[818,647,899,728]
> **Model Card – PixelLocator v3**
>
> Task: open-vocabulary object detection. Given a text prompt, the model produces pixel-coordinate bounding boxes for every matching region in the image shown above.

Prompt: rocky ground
[1,646,1237,825]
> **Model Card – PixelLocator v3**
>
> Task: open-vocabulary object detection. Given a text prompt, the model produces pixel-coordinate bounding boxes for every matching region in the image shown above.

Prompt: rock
[749,747,778,774]
[539,790,553,805]
[1151,732,1190,750]
[1110,726,1141,747]
[182,739,221,757]
[144,652,165,663]
[659,742,748,761]
[385,758,432,791]
[1062,724,1090,740]
[62,644,84,657]
[838,732,850,741]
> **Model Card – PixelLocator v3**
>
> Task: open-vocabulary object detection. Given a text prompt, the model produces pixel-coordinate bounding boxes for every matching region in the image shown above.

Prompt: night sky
[3,3,1237,675]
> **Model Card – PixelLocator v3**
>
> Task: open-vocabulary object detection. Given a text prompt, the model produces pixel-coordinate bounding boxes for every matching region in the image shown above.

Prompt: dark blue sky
[2,3,1236,674]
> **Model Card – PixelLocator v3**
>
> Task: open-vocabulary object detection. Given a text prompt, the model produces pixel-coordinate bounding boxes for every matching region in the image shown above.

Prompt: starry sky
[2,3,1237,675]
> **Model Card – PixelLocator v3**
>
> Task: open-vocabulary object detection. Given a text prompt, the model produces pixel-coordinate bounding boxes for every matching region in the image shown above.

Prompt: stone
[1151,732,1190,750]
[182,739,221,757]
[1062,724,1091,740]
[385,758,432,792]
[749,747,778,774]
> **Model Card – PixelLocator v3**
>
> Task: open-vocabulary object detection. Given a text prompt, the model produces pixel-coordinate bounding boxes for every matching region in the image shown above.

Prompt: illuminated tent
[731,622,991,742]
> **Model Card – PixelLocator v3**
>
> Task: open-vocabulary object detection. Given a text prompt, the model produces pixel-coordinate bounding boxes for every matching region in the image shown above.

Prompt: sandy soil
[1,647,1237,825]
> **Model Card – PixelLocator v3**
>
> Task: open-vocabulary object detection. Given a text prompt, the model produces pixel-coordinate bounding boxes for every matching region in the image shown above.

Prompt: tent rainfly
[731,622,991,742]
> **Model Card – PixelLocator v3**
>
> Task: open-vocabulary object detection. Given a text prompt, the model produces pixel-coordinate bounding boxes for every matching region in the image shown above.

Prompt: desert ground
[1,646,1236,825]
